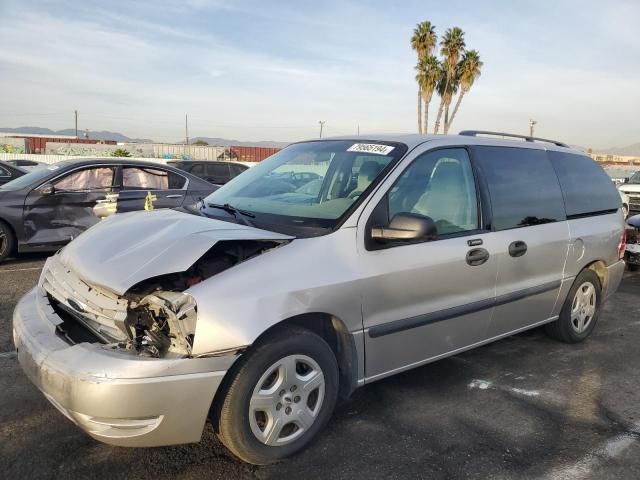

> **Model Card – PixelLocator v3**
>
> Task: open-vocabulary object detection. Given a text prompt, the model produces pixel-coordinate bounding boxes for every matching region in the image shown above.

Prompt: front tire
[0,220,16,262]
[215,326,338,465]
[544,269,602,343]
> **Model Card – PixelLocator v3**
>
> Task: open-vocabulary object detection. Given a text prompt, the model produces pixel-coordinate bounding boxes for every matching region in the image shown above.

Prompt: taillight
[619,228,627,260]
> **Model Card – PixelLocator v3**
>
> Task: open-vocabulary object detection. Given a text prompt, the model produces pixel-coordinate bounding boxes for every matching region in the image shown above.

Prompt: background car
[618,170,640,216]
[168,160,249,185]
[4,159,47,171]
[620,189,630,218]
[0,160,27,186]
[0,158,217,261]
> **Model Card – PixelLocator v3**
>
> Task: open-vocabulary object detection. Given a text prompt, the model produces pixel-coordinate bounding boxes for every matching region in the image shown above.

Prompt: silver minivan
[13,132,626,464]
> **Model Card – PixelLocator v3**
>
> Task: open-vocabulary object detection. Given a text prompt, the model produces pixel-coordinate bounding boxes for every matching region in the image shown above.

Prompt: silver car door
[356,146,500,381]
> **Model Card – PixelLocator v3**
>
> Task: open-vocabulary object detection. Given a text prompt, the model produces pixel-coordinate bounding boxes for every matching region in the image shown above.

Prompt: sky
[0,0,639,148]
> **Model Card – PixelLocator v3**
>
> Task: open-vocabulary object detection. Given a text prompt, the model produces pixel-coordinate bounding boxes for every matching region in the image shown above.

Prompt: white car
[619,171,640,216]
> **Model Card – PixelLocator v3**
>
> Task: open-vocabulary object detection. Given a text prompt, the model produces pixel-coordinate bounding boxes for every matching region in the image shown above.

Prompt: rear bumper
[13,287,234,447]
[605,260,626,300]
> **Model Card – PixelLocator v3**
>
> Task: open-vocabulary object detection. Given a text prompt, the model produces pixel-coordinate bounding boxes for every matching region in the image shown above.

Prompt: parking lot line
[0,351,17,359]
[0,267,43,273]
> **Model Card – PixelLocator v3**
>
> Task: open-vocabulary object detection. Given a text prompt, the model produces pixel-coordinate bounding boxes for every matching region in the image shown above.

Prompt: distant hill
[0,127,289,147]
[0,126,153,143]
[594,143,640,156]
[185,137,289,148]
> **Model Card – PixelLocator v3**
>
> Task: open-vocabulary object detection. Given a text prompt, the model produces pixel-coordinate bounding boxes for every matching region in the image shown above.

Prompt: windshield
[202,140,406,233]
[0,163,62,190]
[628,171,640,184]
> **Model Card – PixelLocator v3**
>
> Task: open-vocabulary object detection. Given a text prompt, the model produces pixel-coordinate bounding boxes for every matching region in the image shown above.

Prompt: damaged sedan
[0,158,216,261]
[13,134,625,464]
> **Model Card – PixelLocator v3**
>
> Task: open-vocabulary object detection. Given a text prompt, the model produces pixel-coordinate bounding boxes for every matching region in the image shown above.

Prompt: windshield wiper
[206,203,256,227]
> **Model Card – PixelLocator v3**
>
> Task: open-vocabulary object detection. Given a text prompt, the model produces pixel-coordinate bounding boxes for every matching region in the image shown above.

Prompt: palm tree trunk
[446,89,466,134]
[434,74,451,134]
[423,94,430,135]
[417,90,423,134]
[433,97,446,134]
[444,103,450,129]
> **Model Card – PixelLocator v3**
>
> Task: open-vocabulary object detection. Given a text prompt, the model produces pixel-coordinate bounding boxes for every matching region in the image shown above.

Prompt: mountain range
[0,127,289,148]
[1,126,638,154]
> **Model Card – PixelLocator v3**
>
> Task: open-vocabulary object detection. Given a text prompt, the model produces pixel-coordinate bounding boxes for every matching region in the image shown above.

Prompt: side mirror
[38,183,55,196]
[624,177,630,184]
[371,213,438,243]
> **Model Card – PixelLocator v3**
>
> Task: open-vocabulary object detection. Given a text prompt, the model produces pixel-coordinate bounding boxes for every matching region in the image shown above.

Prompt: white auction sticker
[347,143,395,155]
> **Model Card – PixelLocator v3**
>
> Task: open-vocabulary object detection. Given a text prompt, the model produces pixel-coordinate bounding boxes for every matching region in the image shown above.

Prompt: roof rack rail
[458,130,569,148]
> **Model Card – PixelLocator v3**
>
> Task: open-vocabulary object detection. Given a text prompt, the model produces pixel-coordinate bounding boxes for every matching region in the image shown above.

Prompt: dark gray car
[0,158,216,261]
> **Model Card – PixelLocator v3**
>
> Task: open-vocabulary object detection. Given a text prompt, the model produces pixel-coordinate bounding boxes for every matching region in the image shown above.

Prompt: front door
[472,146,570,336]
[359,147,500,380]
[23,165,117,245]
[115,165,188,213]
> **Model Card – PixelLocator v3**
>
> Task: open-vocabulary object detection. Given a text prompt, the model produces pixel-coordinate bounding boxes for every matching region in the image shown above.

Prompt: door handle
[466,248,490,266]
[166,194,184,199]
[508,241,528,257]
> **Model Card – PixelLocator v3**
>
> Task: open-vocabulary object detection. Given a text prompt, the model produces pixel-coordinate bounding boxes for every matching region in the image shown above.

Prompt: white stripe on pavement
[0,267,42,273]
[0,351,17,359]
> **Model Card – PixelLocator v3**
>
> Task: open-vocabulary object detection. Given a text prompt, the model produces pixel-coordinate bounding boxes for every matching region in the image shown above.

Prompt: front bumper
[13,287,234,447]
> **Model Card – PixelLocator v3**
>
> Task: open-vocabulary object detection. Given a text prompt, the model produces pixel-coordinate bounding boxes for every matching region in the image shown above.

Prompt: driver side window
[388,148,478,235]
[53,167,115,192]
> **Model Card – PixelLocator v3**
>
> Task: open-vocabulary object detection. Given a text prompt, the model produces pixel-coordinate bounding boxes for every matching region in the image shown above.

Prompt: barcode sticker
[347,143,395,155]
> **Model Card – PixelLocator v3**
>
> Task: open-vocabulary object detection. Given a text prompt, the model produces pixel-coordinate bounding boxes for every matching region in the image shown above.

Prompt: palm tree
[433,27,465,134]
[415,56,441,134]
[445,50,482,134]
[436,61,459,133]
[410,21,437,133]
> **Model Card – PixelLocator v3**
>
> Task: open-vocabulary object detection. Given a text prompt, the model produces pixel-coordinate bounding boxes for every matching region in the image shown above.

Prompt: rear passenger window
[123,167,186,190]
[474,147,565,230]
[548,151,621,217]
[208,163,230,178]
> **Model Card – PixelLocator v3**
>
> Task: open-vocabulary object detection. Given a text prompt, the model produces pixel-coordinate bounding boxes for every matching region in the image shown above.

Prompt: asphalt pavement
[1,254,640,479]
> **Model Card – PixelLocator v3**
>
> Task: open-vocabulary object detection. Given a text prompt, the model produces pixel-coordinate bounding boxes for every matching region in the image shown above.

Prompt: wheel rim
[571,282,597,333]
[249,354,325,446]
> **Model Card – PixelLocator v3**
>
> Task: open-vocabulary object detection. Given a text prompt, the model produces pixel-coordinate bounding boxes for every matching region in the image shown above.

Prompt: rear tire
[214,326,338,465]
[627,263,639,272]
[0,220,16,262]
[545,269,602,343]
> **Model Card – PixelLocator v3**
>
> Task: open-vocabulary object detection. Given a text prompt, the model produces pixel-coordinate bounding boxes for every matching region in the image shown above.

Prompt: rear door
[116,165,188,212]
[360,147,500,380]
[472,146,570,336]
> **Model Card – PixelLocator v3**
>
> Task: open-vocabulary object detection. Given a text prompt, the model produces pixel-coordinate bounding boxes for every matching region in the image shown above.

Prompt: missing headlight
[127,292,197,358]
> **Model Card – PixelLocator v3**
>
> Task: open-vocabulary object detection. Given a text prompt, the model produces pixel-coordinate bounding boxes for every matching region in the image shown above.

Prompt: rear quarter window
[473,146,566,230]
[548,151,621,217]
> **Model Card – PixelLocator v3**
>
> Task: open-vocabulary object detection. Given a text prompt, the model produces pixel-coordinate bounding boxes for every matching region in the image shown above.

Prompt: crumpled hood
[59,209,292,295]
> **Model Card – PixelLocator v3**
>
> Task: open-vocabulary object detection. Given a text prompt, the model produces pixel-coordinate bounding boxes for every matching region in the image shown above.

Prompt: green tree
[193,139,209,146]
[112,148,131,157]
[433,27,465,134]
[445,50,483,133]
[410,21,437,134]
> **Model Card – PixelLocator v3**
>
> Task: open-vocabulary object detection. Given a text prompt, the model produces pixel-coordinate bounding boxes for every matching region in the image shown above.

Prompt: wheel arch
[585,260,607,292]
[208,312,360,432]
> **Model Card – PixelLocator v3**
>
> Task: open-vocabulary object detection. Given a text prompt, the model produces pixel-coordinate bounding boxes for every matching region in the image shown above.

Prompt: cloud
[0,0,638,146]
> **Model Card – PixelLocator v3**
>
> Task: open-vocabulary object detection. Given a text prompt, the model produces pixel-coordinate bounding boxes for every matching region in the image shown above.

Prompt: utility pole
[185,114,189,145]
[529,119,537,137]
[318,120,326,138]
[74,110,78,138]
[357,124,360,136]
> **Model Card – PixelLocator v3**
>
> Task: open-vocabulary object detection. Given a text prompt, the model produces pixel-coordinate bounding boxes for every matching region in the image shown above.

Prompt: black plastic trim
[566,209,619,220]
[368,280,562,338]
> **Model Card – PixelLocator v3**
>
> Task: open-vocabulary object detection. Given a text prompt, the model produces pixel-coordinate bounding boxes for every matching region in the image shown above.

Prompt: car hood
[58,209,293,295]
[620,184,640,194]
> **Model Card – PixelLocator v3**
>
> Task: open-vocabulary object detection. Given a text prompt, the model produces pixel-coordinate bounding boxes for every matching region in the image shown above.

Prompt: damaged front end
[44,239,286,359]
